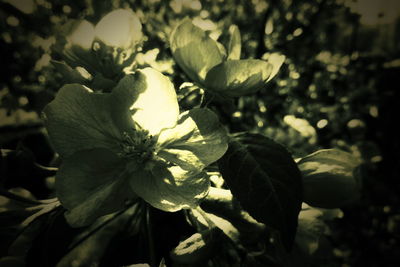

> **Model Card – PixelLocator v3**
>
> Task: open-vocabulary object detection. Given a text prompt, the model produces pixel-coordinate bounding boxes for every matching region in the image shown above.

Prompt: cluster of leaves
[1,0,399,266]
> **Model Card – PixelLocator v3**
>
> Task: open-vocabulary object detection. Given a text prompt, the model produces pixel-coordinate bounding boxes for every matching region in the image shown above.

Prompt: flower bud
[94,9,142,50]
[61,19,98,75]
[61,19,97,71]
[298,149,362,209]
[59,9,143,81]
[65,19,95,50]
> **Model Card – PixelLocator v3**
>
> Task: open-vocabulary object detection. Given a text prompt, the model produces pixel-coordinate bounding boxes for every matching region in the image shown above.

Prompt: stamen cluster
[119,130,156,162]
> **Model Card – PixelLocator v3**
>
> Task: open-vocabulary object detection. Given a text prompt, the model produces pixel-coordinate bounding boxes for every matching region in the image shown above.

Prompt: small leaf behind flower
[218,133,303,251]
[50,60,88,84]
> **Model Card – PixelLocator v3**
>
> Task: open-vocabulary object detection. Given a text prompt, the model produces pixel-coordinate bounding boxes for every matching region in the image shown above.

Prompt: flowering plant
[0,4,365,267]
[43,67,228,227]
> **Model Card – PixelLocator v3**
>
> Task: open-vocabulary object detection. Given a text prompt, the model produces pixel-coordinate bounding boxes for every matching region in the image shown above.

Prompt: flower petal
[62,19,98,73]
[204,59,273,97]
[157,108,228,171]
[66,19,95,50]
[56,148,135,227]
[43,73,146,158]
[95,9,142,49]
[43,85,121,157]
[129,68,179,135]
[264,53,285,82]
[129,163,209,212]
[227,25,241,60]
[170,18,224,84]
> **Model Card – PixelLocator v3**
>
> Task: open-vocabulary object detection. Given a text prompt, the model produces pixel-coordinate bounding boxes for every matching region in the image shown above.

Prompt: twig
[0,187,41,205]
[145,204,157,267]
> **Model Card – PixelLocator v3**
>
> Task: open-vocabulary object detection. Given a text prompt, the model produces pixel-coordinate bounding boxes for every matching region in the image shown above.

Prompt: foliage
[1,0,399,266]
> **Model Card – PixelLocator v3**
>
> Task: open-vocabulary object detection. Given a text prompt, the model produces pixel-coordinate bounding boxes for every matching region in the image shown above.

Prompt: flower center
[119,129,156,163]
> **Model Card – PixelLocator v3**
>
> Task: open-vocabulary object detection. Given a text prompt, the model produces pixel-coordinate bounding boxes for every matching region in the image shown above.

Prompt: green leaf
[0,256,25,267]
[8,208,52,259]
[227,25,241,60]
[56,204,139,267]
[56,148,136,227]
[204,59,273,97]
[157,108,228,172]
[0,190,42,257]
[218,133,303,251]
[170,18,224,84]
[50,60,88,84]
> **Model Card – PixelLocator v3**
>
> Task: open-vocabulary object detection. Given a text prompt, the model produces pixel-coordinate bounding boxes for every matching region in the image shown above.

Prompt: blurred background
[0,0,399,266]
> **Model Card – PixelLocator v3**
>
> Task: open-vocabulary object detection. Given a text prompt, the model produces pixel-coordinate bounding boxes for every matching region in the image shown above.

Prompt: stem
[201,91,216,108]
[0,187,41,205]
[194,205,217,228]
[145,204,157,267]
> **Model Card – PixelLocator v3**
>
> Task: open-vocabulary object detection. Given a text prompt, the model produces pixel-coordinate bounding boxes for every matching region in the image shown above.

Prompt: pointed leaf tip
[218,133,303,251]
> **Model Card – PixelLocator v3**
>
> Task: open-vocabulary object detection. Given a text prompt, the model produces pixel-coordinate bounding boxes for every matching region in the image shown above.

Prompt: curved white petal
[130,68,179,135]
[157,108,228,171]
[67,20,95,50]
[129,163,209,212]
[95,9,142,49]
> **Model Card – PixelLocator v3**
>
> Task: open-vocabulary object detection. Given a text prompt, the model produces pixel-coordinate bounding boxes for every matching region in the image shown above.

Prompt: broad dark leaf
[56,204,141,267]
[218,133,303,251]
[25,208,81,267]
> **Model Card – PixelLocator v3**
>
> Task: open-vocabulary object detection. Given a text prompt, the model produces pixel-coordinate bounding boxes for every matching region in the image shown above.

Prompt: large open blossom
[43,67,228,227]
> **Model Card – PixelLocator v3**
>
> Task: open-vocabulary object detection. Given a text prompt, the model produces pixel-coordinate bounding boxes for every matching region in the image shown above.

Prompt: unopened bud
[60,9,143,80]
[94,9,142,50]
[298,149,362,209]
[66,19,95,50]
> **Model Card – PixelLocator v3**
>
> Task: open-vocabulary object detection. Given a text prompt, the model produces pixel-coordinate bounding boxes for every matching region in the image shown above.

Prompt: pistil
[119,129,156,163]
